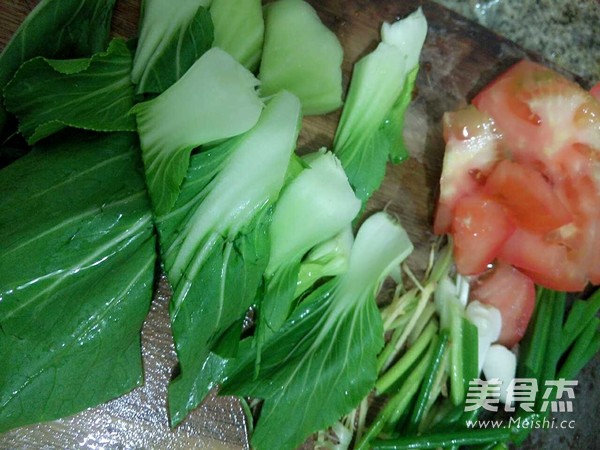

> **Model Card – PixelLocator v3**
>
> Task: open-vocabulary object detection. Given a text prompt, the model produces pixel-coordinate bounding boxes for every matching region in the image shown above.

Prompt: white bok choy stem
[257,150,360,348]
[294,225,354,298]
[333,7,428,203]
[133,47,264,214]
[210,0,264,71]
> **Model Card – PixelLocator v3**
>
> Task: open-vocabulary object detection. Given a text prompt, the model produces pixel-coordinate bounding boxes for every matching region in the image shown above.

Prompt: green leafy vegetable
[259,0,343,115]
[222,212,414,450]
[256,150,360,353]
[155,91,302,426]
[131,0,214,94]
[334,7,427,203]
[4,39,136,145]
[266,151,360,277]
[210,0,264,71]
[0,0,117,132]
[0,132,156,433]
[132,47,264,215]
[294,225,354,298]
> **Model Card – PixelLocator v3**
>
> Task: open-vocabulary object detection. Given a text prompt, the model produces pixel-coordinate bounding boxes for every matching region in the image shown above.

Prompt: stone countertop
[436,0,600,85]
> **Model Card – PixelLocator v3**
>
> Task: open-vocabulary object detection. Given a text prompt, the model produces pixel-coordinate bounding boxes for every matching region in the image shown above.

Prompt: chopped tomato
[437,59,600,292]
[498,227,587,292]
[552,174,600,283]
[470,261,535,347]
[434,106,501,234]
[484,159,572,233]
[473,60,600,179]
[452,193,513,275]
[587,220,600,284]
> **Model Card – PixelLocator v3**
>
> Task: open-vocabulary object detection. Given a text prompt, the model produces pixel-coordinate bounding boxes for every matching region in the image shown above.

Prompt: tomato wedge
[452,193,513,275]
[591,82,600,102]
[484,159,572,233]
[470,261,535,348]
[434,106,501,235]
[498,227,587,292]
[473,60,600,179]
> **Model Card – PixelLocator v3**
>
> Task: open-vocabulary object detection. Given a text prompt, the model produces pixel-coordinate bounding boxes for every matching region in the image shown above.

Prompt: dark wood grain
[0,1,595,449]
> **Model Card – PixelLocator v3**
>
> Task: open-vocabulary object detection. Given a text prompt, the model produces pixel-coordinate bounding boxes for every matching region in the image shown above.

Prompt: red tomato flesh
[470,262,536,348]
[437,59,600,292]
[484,159,572,233]
[473,60,600,177]
[498,227,587,292]
[452,193,514,275]
[590,82,600,102]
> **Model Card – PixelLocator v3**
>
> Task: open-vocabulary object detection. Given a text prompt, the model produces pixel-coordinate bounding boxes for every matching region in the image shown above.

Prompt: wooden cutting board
[0,1,595,449]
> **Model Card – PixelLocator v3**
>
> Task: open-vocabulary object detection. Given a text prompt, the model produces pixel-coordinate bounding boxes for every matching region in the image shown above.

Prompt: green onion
[407,331,449,432]
[376,319,438,394]
[540,292,566,383]
[370,428,514,449]
[426,238,453,284]
[561,289,600,353]
[517,288,554,379]
[448,300,465,405]
[558,316,600,380]
[357,343,435,450]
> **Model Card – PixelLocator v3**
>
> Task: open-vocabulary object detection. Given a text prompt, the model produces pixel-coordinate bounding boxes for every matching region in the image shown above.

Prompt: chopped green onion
[407,331,449,432]
[370,428,514,449]
[376,319,438,394]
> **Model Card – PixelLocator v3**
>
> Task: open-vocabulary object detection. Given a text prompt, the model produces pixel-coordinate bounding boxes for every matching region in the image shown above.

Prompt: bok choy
[133,47,264,215]
[131,0,214,94]
[210,0,264,71]
[256,150,360,351]
[334,8,428,203]
[157,91,302,426]
[0,0,117,132]
[259,0,343,115]
[294,226,354,298]
[222,212,414,450]
[0,132,156,433]
[4,39,136,145]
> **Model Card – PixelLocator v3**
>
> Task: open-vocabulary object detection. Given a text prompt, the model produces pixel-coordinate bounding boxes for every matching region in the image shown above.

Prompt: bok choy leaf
[294,226,354,298]
[0,132,156,433]
[132,0,214,94]
[333,8,427,203]
[210,0,264,72]
[0,0,117,131]
[222,212,414,450]
[257,150,360,348]
[4,39,137,145]
[133,47,264,215]
[156,91,302,426]
[259,0,343,115]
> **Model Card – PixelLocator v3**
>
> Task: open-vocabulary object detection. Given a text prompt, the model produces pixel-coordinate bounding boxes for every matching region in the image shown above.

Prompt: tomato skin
[484,159,572,233]
[434,106,501,235]
[452,193,514,275]
[470,261,535,347]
